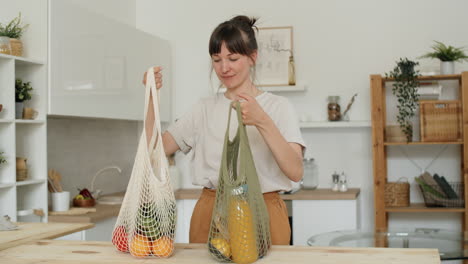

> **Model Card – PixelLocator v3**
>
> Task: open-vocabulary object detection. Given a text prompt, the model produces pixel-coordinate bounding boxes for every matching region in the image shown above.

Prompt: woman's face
[211,42,256,90]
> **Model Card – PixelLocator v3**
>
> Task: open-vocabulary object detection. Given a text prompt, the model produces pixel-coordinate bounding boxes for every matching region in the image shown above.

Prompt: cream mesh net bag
[112,67,176,258]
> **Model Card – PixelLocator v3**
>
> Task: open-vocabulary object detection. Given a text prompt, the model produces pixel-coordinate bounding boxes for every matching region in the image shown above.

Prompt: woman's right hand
[142,66,163,89]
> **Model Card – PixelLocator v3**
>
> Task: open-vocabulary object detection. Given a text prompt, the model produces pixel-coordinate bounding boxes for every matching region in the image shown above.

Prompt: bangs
[209,26,249,56]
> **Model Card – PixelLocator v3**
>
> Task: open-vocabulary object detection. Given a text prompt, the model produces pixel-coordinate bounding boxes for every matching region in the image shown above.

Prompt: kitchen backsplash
[47,117,140,196]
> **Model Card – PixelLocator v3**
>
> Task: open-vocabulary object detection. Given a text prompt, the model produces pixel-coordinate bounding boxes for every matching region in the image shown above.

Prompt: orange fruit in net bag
[129,234,152,257]
[151,236,174,257]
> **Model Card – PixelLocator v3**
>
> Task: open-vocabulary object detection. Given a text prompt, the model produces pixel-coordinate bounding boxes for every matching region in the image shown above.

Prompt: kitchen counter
[48,203,121,223]
[0,240,439,264]
[176,188,360,200]
[48,188,360,224]
[0,222,94,251]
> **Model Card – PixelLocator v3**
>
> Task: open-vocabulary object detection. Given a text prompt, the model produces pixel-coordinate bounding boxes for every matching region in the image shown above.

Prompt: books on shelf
[417,81,442,100]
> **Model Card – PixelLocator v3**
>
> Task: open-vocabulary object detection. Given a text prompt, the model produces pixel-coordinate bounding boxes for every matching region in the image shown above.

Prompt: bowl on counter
[73,198,95,207]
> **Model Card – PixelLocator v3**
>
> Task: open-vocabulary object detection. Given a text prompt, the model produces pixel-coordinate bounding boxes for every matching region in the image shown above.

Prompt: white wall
[136,0,468,234]
[67,0,136,27]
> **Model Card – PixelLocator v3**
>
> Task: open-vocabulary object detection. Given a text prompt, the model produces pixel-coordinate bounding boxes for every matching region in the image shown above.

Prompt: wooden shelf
[384,141,463,146]
[300,121,371,128]
[385,203,465,213]
[217,84,306,93]
[383,74,461,82]
[371,72,468,240]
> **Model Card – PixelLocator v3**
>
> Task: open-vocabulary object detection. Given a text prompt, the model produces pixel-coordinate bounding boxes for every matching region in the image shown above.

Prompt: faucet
[90,166,122,199]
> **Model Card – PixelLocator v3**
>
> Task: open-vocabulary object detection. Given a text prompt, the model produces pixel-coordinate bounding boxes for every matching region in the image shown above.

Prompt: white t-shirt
[166,92,305,193]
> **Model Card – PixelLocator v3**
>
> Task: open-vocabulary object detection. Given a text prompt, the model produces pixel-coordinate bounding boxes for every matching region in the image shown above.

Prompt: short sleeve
[166,101,202,154]
[275,98,306,150]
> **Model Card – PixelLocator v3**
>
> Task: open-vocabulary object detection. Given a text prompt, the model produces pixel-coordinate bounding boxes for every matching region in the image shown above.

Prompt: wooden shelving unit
[370,72,468,255]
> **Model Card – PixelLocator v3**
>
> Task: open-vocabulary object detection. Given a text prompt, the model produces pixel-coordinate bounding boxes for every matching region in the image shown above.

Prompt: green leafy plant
[15,78,33,102]
[386,58,420,142]
[419,41,468,62]
[0,152,6,165]
[0,13,29,39]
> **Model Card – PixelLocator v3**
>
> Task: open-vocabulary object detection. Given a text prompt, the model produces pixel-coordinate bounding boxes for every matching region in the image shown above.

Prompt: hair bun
[230,15,258,28]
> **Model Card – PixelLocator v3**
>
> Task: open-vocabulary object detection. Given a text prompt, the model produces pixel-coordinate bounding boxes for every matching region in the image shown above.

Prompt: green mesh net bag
[208,102,271,264]
[112,68,176,258]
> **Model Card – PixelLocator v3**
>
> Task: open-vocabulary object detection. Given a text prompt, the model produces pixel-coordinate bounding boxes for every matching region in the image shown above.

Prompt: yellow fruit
[228,198,258,264]
[129,234,152,258]
[151,236,174,257]
[211,237,231,258]
[74,194,84,200]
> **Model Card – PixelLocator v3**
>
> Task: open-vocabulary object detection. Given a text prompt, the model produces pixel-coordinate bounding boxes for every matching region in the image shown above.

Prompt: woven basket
[419,182,465,208]
[16,168,28,181]
[385,180,409,207]
[420,100,462,142]
[10,38,23,57]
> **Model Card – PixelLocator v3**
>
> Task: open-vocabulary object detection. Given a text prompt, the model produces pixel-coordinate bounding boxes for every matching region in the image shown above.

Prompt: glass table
[307,229,468,261]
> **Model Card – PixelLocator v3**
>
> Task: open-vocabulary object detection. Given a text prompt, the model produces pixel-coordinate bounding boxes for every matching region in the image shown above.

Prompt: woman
[144,15,305,245]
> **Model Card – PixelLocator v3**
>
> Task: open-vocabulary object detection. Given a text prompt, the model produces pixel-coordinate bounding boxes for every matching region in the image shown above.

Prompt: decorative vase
[0,36,11,55]
[440,61,455,75]
[15,102,24,119]
[9,38,23,57]
[288,55,296,85]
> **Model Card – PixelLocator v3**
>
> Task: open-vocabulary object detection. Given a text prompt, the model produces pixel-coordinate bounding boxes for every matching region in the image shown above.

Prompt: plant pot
[440,61,455,75]
[385,124,413,142]
[15,102,24,119]
[385,125,406,142]
[9,38,23,57]
[0,36,11,55]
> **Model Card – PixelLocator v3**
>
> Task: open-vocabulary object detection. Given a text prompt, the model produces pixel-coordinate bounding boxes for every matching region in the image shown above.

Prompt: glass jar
[327,96,341,121]
[302,158,318,189]
[0,36,12,55]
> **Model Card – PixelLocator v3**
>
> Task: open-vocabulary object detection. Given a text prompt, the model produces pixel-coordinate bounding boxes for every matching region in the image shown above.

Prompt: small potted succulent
[15,78,33,119]
[386,58,420,142]
[419,41,468,75]
[0,13,29,56]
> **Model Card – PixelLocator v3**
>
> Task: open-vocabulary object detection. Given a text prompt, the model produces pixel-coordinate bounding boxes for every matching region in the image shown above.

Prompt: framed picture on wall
[256,26,294,87]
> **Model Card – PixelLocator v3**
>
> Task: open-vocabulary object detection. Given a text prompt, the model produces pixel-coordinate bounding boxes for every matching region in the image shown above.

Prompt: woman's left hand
[237,93,268,126]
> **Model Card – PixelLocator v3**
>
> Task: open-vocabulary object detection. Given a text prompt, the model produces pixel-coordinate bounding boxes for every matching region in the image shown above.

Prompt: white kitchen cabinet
[175,199,197,243]
[0,0,48,223]
[292,199,360,245]
[56,217,117,241]
[174,196,360,245]
[48,0,172,121]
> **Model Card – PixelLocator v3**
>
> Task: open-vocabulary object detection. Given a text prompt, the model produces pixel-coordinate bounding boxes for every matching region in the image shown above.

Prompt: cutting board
[49,207,97,216]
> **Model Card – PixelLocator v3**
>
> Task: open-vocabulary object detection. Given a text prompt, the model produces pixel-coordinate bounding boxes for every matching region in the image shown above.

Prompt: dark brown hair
[209,15,258,57]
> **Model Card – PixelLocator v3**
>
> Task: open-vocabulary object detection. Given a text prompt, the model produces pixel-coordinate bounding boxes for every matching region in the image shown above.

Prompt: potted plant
[386,58,420,142]
[419,41,468,75]
[0,13,29,56]
[15,78,33,119]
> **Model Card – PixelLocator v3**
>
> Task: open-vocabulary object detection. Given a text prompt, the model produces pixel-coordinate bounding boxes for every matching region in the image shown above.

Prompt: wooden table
[0,222,94,251]
[0,240,440,263]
